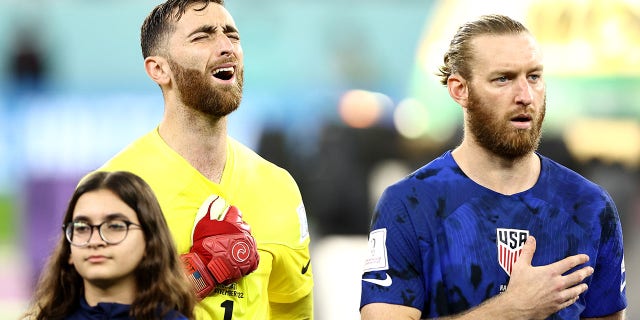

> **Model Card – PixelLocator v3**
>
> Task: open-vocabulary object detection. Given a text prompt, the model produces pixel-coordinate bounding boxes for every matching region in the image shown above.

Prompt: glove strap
[181,252,216,299]
[208,256,234,285]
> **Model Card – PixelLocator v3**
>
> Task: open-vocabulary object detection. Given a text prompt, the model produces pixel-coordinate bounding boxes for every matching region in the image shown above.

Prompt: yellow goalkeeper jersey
[95,128,313,319]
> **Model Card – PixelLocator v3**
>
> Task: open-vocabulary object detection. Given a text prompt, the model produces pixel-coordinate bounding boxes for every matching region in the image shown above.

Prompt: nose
[216,34,234,57]
[87,226,106,246]
[514,77,533,106]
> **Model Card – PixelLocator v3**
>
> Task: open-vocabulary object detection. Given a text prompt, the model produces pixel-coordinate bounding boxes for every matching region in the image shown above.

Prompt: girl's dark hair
[437,14,529,85]
[23,171,196,319]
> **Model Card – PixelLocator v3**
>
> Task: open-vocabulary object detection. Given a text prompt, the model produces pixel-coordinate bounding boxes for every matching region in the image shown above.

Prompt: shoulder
[229,137,297,186]
[539,155,607,197]
[99,129,160,171]
[537,155,618,224]
[97,130,195,195]
[226,138,307,245]
[229,138,282,170]
[384,151,461,198]
[373,152,462,225]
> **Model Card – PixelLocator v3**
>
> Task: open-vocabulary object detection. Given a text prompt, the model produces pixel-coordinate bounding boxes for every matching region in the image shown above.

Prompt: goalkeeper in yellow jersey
[89,0,314,318]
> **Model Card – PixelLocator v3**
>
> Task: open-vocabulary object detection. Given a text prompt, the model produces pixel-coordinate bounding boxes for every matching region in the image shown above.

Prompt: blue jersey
[66,297,188,320]
[360,151,626,319]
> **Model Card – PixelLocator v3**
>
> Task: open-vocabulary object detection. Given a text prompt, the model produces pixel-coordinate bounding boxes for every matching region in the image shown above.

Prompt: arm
[265,195,313,319]
[271,292,314,320]
[581,193,626,318]
[583,310,626,320]
[361,303,421,320]
[359,295,533,320]
[362,236,593,320]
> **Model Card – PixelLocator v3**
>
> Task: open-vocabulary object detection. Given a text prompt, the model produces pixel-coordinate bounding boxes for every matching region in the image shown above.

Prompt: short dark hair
[437,14,529,85]
[140,0,225,58]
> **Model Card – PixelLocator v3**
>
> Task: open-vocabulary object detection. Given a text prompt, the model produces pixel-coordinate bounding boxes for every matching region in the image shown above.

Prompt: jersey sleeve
[265,235,312,304]
[582,191,627,317]
[263,239,313,319]
[360,186,426,312]
[240,162,313,316]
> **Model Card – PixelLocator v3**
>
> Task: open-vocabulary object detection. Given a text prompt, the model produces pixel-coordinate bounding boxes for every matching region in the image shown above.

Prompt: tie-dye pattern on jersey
[360,150,626,319]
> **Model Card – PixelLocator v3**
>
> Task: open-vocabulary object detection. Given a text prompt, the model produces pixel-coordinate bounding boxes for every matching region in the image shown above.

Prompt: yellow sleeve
[226,140,314,309]
[263,240,313,303]
[265,239,314,319]
[270,291,314,320]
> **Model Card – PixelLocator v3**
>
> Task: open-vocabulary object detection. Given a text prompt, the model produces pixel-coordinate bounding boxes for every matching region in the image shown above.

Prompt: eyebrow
[526,64,544,73]
[72,212,133,223]
[187,24,239,37]
[490,65,544,76]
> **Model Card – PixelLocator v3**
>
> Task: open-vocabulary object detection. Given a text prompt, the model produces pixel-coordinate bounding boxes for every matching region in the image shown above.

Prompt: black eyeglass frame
[63,219,142,247]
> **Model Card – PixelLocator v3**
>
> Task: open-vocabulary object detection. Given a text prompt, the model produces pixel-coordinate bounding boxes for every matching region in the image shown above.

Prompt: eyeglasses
[63,219,142,247]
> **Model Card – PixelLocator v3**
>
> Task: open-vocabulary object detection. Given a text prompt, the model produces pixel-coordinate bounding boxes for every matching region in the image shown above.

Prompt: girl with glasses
[22,171,196,319]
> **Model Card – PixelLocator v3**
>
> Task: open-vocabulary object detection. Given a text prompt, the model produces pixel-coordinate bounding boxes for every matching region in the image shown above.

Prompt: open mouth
[511,114,532,123]
[212,67,234,80]
[510,114,533,129]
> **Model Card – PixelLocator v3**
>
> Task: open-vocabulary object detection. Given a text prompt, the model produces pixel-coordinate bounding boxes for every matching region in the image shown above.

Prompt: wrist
[461,292,527,320]
[181,252,216,299]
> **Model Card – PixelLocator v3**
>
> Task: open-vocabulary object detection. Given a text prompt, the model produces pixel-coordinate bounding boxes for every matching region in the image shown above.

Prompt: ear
[144,56,171,86]
[447,73,469,108]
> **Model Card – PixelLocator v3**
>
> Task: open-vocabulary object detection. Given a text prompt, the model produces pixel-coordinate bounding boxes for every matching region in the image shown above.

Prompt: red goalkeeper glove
[181,195,260,299]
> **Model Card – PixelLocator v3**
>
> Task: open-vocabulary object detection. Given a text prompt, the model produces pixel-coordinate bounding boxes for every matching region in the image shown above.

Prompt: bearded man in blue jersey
[360,14,626,320]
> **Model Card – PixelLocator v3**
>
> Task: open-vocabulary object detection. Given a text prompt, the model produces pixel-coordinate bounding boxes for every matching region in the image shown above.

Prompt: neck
[159,103,227,183]
[452,140,540,195]
[83,279,136,307]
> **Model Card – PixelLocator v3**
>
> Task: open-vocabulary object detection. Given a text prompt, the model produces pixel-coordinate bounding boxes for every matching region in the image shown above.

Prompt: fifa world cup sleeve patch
[297,203,309,243]
[363,228,389,272]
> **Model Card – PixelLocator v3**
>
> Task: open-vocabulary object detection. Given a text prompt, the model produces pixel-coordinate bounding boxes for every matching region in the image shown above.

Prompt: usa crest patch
[496,228,529,276]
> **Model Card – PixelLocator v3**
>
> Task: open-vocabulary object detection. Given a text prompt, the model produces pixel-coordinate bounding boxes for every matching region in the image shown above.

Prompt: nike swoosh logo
[362,273,392,287]
[301,259,311,274]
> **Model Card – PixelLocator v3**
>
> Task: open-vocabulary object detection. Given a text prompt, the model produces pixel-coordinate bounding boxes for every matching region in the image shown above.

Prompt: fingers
[567,283,588,298]
[563,265,593,288]
[552,260,591,312]
[223,205,243,223]
[558,291,582,311]
[208,196,228,220]
[518,235,536,265]
[558,282,587,309]
[194,195,224,225]
[551,253,590,275]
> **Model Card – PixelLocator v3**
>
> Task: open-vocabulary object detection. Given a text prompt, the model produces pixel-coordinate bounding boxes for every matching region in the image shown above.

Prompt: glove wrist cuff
[181,252,216,300]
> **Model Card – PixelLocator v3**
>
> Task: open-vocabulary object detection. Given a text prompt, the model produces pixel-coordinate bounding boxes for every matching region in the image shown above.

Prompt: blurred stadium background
[0,0,638,318]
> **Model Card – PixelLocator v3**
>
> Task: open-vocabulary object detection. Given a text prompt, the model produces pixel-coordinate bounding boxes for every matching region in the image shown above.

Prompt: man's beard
[168,59,243,118]
[466,88,545,159]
